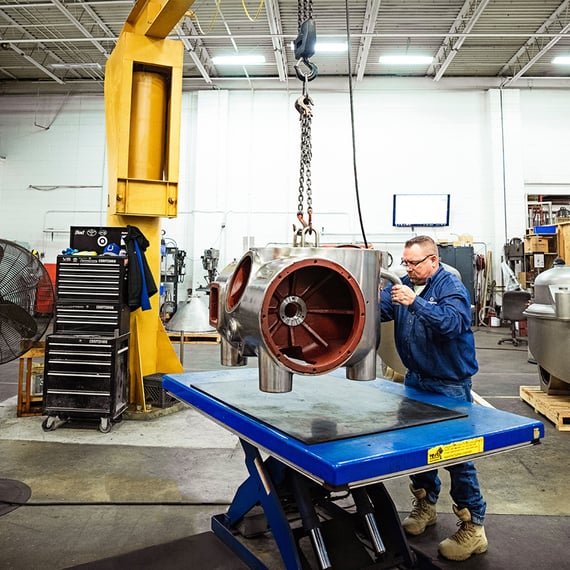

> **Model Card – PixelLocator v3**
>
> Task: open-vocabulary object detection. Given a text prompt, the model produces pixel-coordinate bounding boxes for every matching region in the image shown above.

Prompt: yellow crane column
[104,0,195,410]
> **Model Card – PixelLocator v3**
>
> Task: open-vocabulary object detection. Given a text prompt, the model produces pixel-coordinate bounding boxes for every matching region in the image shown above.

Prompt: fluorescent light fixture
[379,55,433,65]
[315,42,347,53]
[49,63,102,70]
[289,41,348,53]
[552,56,570,65]
[212,55,265,65]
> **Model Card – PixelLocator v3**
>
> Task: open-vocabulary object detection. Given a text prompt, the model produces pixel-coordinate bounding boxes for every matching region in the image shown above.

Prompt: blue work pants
[405,371,487,525]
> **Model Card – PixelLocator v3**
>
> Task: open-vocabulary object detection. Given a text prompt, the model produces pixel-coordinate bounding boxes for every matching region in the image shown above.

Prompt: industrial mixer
[525,261,570,394]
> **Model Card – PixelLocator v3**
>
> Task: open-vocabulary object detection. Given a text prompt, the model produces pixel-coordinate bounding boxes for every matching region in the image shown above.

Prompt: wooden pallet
[519,385,570,432]
[168,332,221,345]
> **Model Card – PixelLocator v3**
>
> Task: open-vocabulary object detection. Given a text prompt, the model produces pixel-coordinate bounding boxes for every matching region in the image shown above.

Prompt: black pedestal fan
[0,238,54,516]
[0,239,54,364]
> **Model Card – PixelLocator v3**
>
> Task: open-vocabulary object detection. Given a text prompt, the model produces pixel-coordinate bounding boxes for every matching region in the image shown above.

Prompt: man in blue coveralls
[380,235,488,562]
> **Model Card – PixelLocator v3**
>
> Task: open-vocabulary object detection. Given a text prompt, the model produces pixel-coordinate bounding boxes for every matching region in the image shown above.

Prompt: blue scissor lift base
[163,370,544,570]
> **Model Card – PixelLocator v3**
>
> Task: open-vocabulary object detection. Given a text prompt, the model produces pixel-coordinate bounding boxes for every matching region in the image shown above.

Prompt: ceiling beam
[50,0,109,57]
[0,1,131,8]
[176,17,213,84]
[0,66,17,80]
[213,4,254,90]
[265,0,288,82]
[355,0,382,82]
[0,6,87,80]
[75,0,116,38]
[1,39,64,84]
[429,0,491,82]
[5,32,570,47]
[500,0,570,87]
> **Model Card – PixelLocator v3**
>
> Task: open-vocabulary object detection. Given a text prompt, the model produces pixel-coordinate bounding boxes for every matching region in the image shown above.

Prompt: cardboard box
[524,236,550,253]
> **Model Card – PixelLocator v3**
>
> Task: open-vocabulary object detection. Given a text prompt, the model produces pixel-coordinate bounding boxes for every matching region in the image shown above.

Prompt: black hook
[294,58,318,82]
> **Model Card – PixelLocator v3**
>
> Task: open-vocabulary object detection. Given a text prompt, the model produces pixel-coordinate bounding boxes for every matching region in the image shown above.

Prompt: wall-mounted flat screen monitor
[392,194,450,227]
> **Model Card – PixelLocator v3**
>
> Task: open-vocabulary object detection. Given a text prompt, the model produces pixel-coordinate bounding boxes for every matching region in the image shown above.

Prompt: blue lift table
[163,369,544,570]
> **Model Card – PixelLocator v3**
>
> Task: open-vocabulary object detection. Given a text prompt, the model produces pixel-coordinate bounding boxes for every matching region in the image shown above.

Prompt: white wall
[520,90,570,221]
[1,85,570,294]
[0,96,107,256]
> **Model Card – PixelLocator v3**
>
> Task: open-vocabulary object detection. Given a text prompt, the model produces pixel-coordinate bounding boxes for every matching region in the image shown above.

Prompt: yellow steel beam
[104,0,194,411]
[125,0,195,39]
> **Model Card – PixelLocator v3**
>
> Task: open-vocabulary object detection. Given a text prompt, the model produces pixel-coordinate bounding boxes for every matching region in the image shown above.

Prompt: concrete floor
[0,327,569,569]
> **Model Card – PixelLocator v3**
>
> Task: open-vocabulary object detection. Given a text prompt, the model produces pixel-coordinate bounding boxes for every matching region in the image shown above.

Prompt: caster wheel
[41,416,58,432]
[538,366,551,394]
[99,417,112,434]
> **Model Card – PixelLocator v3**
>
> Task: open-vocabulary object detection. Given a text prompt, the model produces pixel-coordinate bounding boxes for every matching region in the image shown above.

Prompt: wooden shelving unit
[17,341,45,417]
[556,221,570,263]
[522,230,558,288]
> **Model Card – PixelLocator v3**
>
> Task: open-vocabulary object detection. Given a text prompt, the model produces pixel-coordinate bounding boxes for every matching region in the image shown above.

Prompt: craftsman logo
[427,437,484,464]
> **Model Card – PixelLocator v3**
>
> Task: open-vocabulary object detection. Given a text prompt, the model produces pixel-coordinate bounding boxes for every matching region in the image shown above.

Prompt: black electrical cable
[344,0,368,249]
[499,88,508,244]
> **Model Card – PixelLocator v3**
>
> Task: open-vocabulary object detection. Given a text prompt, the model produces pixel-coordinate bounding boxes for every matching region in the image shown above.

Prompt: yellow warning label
[427,437,484,464]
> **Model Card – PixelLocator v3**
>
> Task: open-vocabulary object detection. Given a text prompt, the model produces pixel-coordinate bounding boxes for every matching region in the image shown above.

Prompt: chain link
[298,0,313,27]
[297,105,312,218]
[296,0,314,228]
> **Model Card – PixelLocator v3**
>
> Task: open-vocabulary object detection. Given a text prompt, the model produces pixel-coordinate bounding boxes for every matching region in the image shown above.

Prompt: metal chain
[297,84,312,220]
[298,0,312,27]
[295,0,315,236]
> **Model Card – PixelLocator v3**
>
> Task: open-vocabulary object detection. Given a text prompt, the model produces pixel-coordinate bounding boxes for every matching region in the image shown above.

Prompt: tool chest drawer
[55,255,127,303]
[43,333,129,421]
[44,392,114,415]
[54,302,130,336]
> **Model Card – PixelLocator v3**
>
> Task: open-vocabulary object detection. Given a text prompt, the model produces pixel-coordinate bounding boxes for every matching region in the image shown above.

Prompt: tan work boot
[401,485,437,536]
[438,504,488,561]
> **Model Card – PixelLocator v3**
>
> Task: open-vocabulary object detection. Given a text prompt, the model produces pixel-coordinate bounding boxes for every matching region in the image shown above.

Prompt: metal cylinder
[258,348,293,393]
[220,337,248,367]
[128,71,167,180]
[555,289,570,320]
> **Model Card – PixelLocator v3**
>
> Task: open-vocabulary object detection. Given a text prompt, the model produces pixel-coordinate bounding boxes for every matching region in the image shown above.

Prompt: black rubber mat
[195,376,465,444]
[0,478,31,517]
[66,513,568,569]
[66,532,249,570]
[406,513,569,570]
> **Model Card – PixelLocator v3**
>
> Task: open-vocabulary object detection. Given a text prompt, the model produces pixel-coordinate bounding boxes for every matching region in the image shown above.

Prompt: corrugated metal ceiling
[1,0,570,95]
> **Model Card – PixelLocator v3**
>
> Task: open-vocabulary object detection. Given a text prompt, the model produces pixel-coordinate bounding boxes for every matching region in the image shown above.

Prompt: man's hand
[391,284,416,306]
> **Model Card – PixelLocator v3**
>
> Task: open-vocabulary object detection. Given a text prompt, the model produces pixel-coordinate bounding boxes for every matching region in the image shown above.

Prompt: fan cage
[0,239,54,363]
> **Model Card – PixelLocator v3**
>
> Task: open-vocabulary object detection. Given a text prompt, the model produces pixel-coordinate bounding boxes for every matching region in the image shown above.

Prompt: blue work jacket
[380,265,478,382]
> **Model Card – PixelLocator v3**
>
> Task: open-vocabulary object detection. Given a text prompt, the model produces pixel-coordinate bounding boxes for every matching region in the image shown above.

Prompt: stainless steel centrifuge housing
[524,263,570,394]
[209,246,381,393]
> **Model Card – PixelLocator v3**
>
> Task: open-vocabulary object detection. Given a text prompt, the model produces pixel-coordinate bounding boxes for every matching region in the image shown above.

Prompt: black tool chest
[43,255,130,433]
[54,303,130,336]
[55,255,127,303]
